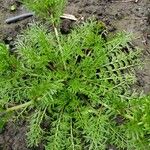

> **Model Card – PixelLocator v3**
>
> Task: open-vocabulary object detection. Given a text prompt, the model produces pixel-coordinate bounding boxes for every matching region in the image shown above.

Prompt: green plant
[22,0,66,24]
[0,0,150,150]
[124,95,150,149]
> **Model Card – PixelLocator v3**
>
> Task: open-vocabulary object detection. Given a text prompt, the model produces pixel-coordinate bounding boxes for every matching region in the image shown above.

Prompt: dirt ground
[0,0,150,149]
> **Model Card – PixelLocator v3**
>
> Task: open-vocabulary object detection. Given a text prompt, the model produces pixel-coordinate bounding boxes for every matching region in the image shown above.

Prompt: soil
[0,0,150,149]
[0,120,28,150]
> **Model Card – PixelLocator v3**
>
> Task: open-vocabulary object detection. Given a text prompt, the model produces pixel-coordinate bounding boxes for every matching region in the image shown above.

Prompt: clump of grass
[0,0,150,149]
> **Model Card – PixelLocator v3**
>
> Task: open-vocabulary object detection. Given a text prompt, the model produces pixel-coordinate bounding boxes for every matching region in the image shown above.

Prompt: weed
[0,0,150,149]
[22,0,66,25]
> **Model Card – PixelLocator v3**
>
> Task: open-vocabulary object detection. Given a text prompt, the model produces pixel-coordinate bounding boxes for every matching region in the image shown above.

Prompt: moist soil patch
[0,0,150,149]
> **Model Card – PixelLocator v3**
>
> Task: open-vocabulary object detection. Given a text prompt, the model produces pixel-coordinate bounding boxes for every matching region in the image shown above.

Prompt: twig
[60,14,77,21]
[5,12,34,24]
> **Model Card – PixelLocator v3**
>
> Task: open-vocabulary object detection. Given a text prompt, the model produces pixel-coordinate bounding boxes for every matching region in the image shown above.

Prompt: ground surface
[0,0,150,149]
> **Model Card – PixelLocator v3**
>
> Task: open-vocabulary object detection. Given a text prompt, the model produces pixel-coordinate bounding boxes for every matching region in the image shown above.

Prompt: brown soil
[0,0,150,149]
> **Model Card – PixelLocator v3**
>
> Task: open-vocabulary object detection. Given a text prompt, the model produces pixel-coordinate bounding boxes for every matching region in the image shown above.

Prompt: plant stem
[70,119,75,150]
[6,101,33,112]
[51,15,66,70]
[54,26,67,70]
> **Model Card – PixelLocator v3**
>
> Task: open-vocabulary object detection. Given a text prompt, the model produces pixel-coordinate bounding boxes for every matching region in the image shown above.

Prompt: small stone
[10,5,17,11]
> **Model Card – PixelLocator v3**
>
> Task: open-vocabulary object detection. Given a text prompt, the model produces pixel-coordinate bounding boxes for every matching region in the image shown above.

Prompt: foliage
[22,0,66,24]
[0,20,149,149]
[0,0,150,149]
[124,95,150,149]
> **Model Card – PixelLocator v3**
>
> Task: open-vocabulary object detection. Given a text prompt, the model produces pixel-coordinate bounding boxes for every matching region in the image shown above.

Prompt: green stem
[51,15,66,70]
[70,119,75,150]
[54,27,67,70]
[6,101,33,113]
